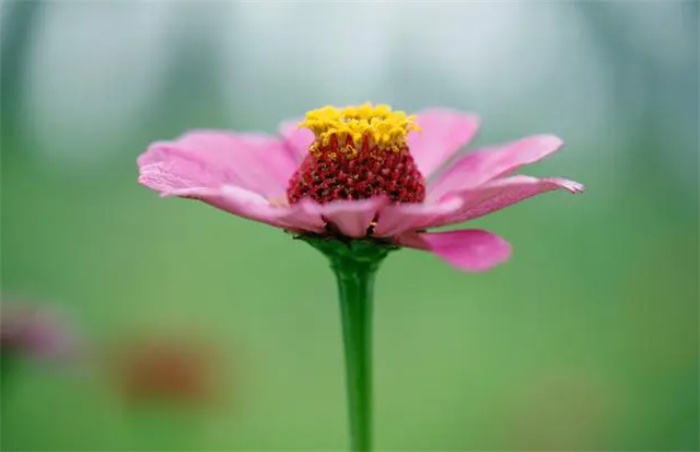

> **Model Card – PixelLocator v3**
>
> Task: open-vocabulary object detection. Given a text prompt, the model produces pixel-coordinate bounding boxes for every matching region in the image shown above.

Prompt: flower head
[138,104,583,271]
[288,104,425,204]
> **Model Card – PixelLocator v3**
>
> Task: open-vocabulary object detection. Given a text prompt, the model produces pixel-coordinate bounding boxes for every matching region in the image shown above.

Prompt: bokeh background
[1,1,698,450]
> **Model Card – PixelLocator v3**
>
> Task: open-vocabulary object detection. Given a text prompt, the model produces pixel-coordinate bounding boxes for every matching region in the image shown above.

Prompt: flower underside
[286,104,426,205]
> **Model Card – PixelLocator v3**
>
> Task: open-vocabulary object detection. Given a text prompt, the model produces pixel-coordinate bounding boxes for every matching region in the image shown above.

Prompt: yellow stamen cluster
[299,103,419,158]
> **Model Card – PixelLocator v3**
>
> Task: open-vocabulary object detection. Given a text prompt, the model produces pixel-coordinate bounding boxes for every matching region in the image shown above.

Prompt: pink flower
[138,104,583,272]
[0,302,77,362]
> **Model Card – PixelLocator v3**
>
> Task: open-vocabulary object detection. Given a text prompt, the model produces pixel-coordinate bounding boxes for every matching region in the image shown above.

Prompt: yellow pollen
[299,103,420,158]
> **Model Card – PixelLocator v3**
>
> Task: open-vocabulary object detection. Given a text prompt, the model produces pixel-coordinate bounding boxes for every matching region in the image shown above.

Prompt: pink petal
[407,109,480,179]
[138,130,298,199]
[279,120,314,163]
[429,175,585,228]
[428,134,564,200]
[166,185,285,228]
[397,229,512,272]
[301,197,388,238]
[372,197,463,238]
[273,207,326,233]
[166,185,324,233]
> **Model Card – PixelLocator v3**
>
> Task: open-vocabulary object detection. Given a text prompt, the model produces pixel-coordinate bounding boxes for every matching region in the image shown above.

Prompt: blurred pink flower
[138,104,583,271]
[0,302,77,362]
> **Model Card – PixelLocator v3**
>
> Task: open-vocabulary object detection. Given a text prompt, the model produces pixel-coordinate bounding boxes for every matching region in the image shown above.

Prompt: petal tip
[136,170,163,193]
[535,134,564,151]
[401,229,512,273]
[559,179,585,194]
[468,235,512,272]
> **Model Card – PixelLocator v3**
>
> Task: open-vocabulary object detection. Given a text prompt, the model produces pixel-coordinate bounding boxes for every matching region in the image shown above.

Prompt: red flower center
[286,104,426,204]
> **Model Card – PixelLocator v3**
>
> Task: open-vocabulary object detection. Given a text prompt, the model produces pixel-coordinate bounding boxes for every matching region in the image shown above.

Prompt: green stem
[333,259,377,451]
[300,236,395,452]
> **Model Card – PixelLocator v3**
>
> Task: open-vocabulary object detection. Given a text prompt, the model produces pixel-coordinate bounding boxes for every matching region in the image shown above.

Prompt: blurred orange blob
[113,335,224,408]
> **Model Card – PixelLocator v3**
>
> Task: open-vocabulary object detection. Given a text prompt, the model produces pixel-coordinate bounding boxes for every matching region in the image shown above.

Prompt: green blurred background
[1,1,698,450]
